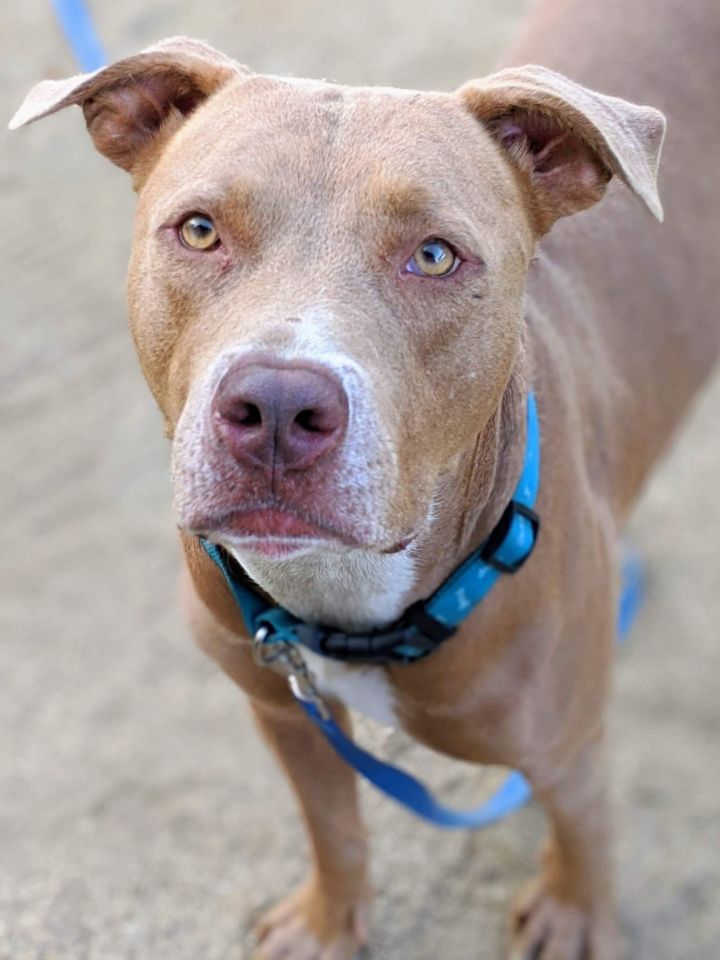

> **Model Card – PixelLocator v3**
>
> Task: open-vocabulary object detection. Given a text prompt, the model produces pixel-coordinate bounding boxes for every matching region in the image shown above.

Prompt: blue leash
[299,698,533,828]
[51,0,107,72]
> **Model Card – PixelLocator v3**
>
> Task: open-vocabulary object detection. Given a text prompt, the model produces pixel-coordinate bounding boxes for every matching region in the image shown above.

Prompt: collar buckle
[315,605,455,664]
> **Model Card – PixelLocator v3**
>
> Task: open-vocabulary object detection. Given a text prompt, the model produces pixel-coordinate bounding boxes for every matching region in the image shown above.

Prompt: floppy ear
[458,65,665,234]
[9,36,245,178]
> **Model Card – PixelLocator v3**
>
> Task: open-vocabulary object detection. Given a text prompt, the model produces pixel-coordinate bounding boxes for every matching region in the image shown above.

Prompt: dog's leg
[183,570,370,960]
[511,733,624,960]
[249,697,371,960]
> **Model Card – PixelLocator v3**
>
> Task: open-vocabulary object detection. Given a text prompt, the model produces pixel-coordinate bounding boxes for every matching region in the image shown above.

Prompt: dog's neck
[411,355,529,600]
[231,357,529,633]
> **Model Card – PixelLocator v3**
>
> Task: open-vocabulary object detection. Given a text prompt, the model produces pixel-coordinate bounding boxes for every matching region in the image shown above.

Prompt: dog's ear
[9,37,245,179]
[458,65,665,233]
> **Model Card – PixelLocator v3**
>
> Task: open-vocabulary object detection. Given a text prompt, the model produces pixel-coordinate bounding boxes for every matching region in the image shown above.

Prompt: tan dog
[11,0,720,955]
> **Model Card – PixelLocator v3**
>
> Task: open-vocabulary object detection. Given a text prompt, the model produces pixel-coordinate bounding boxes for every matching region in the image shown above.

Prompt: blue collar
[201,392,540,665]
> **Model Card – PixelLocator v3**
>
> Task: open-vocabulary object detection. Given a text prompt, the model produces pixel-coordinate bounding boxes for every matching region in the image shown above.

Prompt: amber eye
[179,214,219,251]
[406,238,459,277]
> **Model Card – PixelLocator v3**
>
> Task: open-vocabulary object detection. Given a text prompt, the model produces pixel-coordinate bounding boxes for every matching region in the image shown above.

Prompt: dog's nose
[212,361,348,472]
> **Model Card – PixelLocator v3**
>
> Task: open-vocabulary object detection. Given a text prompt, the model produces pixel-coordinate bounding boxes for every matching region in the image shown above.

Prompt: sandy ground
[2,1,719,958]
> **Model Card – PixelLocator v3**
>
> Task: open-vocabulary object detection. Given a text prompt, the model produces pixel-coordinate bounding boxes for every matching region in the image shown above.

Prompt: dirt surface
[2,1,719,958]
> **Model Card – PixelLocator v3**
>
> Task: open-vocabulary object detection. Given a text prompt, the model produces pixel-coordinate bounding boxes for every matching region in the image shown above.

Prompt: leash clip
[252,626,331,720]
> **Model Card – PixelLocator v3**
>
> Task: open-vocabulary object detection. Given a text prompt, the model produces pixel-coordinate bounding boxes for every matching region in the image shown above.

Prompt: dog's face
[11,39,664,568]
[129,76,534,559]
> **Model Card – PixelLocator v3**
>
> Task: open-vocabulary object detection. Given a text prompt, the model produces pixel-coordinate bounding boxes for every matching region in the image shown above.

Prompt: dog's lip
[189,505,361,546]
[186,505,416,554]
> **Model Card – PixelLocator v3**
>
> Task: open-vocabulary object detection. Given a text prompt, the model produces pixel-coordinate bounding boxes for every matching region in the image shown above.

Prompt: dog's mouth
[187,504,416,559]
[188,504,363,558]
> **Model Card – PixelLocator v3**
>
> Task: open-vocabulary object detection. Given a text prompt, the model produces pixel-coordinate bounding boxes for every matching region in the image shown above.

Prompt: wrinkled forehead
[142,75,517,232]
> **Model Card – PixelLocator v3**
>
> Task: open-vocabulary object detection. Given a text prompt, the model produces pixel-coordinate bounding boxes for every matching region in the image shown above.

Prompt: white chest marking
[302,650,399,728]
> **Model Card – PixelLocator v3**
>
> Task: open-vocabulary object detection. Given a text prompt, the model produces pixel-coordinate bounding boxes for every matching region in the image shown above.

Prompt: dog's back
[511,0,720,513]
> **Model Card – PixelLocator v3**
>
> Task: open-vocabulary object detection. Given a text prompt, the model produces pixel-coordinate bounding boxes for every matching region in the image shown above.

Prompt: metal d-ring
[252,626,331,720]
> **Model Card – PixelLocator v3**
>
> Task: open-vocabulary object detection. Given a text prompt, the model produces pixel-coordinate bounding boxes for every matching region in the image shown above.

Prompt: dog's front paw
[252,877,370,960]
[509,877,624,960]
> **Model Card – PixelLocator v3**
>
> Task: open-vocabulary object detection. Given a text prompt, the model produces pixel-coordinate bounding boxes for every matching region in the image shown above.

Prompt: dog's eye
[179,214,220,251]
[406,238,459,277]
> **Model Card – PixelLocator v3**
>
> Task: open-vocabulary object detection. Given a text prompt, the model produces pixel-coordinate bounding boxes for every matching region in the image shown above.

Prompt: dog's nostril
[242,403,262,426]
[226,402,262,427]
[295,408,322,432]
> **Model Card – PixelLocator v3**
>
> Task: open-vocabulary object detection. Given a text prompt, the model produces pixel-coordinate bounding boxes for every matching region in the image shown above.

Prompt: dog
[10,0,720,954]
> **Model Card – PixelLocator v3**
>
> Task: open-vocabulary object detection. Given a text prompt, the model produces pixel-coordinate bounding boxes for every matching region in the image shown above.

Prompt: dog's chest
[302,649,399,727]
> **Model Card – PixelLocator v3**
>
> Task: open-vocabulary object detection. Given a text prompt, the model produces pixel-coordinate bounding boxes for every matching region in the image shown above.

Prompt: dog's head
[11,39,664,586]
